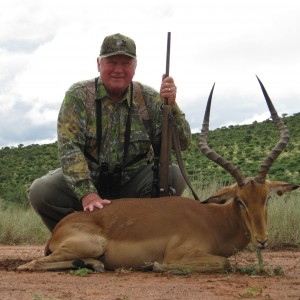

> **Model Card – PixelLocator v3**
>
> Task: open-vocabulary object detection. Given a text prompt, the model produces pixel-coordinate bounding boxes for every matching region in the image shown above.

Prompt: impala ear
[201,196,229,205]
[268,181,299,196]
[202,185,237,204]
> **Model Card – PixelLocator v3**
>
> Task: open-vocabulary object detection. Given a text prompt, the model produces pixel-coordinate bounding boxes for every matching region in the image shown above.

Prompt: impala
[18,77,298,273]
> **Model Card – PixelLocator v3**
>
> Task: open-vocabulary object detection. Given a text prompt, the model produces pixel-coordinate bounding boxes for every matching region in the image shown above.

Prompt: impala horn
[254,76,289,183]
[199,83,246,186]
[199,77,290,186]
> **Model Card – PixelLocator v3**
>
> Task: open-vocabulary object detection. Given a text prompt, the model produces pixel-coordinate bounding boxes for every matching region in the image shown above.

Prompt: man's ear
[97,57,101,72]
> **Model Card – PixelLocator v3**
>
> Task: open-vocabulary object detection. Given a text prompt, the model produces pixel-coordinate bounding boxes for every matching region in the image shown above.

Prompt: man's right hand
[81,193,111,212]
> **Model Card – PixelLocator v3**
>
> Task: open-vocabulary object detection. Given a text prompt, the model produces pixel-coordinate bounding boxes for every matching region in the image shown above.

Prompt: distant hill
[1,112,299,206]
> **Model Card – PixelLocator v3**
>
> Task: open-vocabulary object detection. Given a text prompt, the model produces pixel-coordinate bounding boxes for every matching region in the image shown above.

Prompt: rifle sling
[170,115,200,201]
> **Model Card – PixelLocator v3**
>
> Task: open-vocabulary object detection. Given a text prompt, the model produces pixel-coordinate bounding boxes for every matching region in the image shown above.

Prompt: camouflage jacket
[57,77,191,200]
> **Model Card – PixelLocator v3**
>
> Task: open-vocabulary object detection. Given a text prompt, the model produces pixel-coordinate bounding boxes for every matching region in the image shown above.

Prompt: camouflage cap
[100,33,136,58]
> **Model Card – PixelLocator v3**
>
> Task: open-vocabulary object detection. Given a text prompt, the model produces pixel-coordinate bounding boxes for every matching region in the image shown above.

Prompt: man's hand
[160,75,177,107]
[81,193,111,212]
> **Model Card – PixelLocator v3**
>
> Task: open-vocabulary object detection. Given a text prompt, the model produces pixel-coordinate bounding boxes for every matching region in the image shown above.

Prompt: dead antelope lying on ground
[18,77,298,273]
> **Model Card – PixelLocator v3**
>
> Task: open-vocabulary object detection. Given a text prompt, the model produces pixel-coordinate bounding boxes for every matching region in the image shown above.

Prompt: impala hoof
[141,262,154,271]
[72,259,104,272]
[94,265,105,273]
[72,259,86,269]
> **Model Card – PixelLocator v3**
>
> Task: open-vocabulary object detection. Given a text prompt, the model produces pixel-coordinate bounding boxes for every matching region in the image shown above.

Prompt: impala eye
[236,198,245,209]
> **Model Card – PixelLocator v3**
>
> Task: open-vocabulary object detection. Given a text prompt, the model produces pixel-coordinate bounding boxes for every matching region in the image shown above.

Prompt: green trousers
[29,164,186,231]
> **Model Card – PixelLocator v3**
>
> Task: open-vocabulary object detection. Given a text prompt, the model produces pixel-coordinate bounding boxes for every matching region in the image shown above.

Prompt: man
[29,33,191,231]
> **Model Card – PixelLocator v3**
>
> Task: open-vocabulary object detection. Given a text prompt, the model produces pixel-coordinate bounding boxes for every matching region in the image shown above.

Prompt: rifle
[159,32,175,197]
[153,32,200,200]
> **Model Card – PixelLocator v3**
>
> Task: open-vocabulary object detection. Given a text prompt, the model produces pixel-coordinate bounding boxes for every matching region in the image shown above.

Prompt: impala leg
[18,233,107,271]
[153,249,231,274]
[18,256,104,272]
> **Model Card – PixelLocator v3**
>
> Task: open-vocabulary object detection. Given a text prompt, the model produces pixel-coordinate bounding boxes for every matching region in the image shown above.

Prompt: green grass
[0,184,299,248]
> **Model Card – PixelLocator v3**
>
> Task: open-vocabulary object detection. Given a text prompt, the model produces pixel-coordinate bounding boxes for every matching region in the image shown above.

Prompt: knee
[28,179,48,211]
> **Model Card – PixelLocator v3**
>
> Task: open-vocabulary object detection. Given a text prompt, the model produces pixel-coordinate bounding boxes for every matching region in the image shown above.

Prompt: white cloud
[25,103,58,125]
[0,0,300,147]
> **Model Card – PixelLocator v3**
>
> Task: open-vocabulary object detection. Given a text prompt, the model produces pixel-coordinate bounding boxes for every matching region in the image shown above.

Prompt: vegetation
[184,112,300,186]
[0,202,50,244]
[0,112,299,246]
[0,143,60,208]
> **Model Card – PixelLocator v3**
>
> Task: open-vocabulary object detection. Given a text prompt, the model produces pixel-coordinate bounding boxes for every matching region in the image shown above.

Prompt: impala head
[199,76,298,249]
[231,178,270,248]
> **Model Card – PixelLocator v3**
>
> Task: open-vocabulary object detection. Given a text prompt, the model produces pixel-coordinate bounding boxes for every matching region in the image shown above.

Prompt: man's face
[97,55,136,96]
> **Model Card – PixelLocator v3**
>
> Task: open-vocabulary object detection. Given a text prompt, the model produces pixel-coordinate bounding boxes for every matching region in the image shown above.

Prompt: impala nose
[256,238,268,249]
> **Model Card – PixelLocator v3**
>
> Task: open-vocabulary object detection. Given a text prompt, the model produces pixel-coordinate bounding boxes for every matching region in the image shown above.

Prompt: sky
[1,0,300,147]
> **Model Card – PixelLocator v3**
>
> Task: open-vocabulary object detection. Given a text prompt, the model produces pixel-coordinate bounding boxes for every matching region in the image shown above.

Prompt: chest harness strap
[94,78,133,199]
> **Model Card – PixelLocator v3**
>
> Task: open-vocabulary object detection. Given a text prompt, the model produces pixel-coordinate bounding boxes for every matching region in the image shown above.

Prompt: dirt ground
[0,245,299,300]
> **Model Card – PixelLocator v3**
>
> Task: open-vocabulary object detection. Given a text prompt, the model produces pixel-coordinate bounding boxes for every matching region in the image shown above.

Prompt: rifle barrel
[164,32,171,105]
[165,32,171,77]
